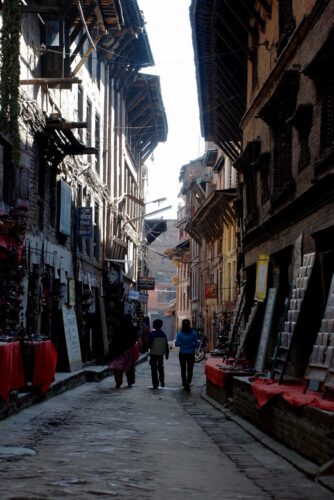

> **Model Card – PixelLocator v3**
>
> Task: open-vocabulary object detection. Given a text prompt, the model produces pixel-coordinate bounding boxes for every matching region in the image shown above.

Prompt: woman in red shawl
[108,314,139,388]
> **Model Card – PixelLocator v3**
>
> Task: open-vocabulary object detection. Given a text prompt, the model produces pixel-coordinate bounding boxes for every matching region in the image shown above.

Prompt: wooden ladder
[271,252,316,384]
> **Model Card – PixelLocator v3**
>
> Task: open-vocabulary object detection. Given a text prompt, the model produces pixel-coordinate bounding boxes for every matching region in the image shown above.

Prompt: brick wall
[233,377,334,465]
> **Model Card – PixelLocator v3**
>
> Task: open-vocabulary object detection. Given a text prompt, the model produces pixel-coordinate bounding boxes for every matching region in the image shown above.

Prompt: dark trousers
[150,355,165,388]
[114,364,135,387]
[179,352,195,388]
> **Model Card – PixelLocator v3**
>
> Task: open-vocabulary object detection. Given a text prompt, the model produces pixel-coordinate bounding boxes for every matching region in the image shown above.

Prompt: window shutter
[320,73,334,151]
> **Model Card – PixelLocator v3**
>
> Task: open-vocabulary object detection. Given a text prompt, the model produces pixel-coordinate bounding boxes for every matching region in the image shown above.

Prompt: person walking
[175,319,199,392]
[148,319,169,389]
[108,313,139,388]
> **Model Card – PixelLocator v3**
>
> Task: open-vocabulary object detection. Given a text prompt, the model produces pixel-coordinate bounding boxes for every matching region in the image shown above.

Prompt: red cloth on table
[31,340,57,394]
[0,341,25,401]
[205,356,251,388]
[205,356,230,387]
[251,378,334,412]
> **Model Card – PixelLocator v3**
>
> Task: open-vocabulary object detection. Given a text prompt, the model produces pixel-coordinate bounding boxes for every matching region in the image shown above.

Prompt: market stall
[0,341,25,401]
[30,340,57,394]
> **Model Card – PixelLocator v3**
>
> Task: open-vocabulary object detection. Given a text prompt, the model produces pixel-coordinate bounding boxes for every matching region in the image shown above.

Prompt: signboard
[205,283,217,299]
[138,292,148,303]
[137,277,155,290]
[128,290,140,301]
[255,254,270,302]
[255,288,278,372]
[127,290,149,303]
[62,305,82,371]
[68,277,76,306]
[59,180,72,236]
[77,207,93,238]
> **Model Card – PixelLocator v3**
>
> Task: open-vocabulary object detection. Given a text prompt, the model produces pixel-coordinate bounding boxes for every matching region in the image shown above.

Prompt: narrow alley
[0,355,333,500]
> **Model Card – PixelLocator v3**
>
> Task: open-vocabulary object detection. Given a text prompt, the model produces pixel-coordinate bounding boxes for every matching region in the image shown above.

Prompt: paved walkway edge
[200,388,334,494]
[0,354,149,421]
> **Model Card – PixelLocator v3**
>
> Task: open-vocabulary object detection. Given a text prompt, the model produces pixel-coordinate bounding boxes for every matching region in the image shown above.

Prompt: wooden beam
[72,45,95,76]
[46,121,88,130]
[239,0,266,30]
[69,4,95,46]
[20,77,82,85]
[257,0,272,16]
[21,6,59,15]
[70,33,88,64]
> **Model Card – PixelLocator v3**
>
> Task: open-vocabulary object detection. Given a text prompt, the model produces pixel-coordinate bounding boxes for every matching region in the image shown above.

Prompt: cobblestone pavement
[0,353,333,499]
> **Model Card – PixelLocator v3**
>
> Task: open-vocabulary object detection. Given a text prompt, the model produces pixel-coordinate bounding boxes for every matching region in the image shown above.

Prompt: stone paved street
[0,353,333,499]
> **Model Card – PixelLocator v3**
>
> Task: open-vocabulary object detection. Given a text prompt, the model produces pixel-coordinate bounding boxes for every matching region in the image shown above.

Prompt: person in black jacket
[148,319,169,389]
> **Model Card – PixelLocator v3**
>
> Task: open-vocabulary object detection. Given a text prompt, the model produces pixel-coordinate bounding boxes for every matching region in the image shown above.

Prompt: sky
[137,0,204,219]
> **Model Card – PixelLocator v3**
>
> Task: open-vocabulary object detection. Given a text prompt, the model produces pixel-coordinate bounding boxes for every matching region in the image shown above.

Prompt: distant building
[146,219,178,340]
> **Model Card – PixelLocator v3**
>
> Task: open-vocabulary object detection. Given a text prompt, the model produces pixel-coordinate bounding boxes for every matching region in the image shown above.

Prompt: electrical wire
[42,43,252,68]
[141,241,228,267]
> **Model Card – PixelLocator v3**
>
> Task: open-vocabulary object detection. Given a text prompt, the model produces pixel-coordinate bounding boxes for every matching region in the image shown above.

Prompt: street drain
[0,446,36,457]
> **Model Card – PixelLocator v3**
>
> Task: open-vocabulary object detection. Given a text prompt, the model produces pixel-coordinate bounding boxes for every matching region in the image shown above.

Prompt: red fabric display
[0,341,25,401]
[205,356,249,388]
[31,340,57,394]
[251,378,334,411]
[205,356,230,387]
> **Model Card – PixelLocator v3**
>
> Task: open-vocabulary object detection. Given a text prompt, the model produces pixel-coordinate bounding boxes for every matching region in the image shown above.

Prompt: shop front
[0,214,58,405]
[205,242,334,465]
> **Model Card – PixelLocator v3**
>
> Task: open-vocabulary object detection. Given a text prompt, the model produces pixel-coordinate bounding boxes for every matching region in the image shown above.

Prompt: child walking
[148,319,169,389]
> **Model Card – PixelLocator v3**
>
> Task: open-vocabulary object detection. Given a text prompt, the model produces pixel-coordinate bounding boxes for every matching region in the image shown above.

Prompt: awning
[126,74,168,162]
[164,239,190,261]
[185,189,236,243]
[38,117,97,168]
[190,1,261,160]
[105,236,128,261]
[144,219,167,245]
[99,0,153,67]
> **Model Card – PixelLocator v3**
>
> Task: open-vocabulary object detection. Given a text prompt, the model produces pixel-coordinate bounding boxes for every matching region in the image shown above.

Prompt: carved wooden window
[40,17,69,80]
[85,197,91,257]
[76,184,83,252]
[245,168,258,227]
[279,0,293,35]
[272,122,292,196]
[37,152,45,231]
[86,99,92,147]
[96,59,101,89]
[95,114,100,175]
[320,70,334,152]
[258,71,299,206]
[254,152,271,204]
[260,167,269,203]
[49,167,56,228]
[290,104,313,172]
[78,86,84,141]
[93,203,100,261]
[277,0,295,55]
[87,53,93,77]
[299,134,310,171]
[250,29,259,91]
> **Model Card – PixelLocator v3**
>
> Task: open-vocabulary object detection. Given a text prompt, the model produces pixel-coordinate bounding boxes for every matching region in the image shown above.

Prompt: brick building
[191,0,334,378]
[190,0,334,463]
[145,219,177,341]
[0,0,167,371]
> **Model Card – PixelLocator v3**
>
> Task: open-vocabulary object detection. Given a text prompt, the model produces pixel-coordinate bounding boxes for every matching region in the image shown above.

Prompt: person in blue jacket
[175,319,199,392]
[148,319,169,389]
